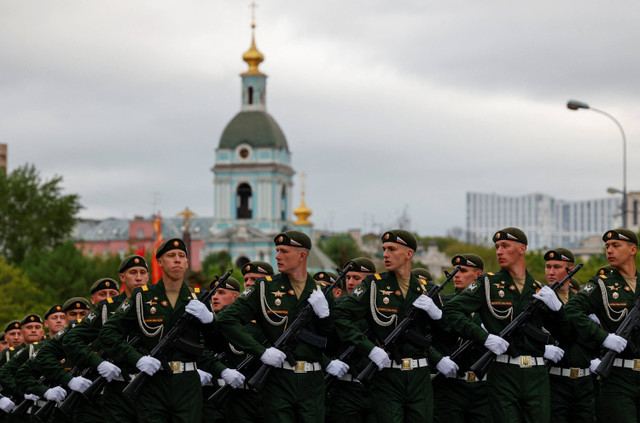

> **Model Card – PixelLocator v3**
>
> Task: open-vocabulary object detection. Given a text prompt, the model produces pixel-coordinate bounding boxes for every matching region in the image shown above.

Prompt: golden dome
[294,173,312,226]
[242,24,265,76]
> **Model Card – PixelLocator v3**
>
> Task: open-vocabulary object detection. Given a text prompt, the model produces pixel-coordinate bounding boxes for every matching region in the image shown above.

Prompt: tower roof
[242,24,265,76]
[219,111,288,150]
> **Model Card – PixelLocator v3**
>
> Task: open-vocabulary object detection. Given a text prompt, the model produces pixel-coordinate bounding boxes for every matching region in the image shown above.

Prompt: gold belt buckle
[519,356,532,368]
[401,358,413,371]
[633,359,640,371]
[466,371,477,382]
[569,368,580,378]
[294,361,307,374]
[169,361,182,373]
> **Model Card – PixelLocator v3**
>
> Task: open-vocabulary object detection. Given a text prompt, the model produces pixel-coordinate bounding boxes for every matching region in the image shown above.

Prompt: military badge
[509,285,516,291]
[383,297,390,305]
[85,311,97,322]
[119,299,132,312]
[395,290,402,296]
[272,290,285,297]
[625,286,631,292]
[581,283,596,296]
[612,292,619,299]
[288,290,295,296]
[498,290,504,298]
[161,301,169,307]
[134,258,140,264]
[173,240,179,246]
[352,286,365,298]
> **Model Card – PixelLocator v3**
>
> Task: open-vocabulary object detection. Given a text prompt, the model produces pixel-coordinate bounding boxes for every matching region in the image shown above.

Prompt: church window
[281,185,287,220]
[237,183,253,219]
[248,86,254,105]
[239,148,250,159]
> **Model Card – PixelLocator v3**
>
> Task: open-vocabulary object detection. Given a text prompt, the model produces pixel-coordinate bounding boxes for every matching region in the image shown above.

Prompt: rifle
[469,263,583,380]
[596,292,640,377]
[247,261,356,393]
[122,269,233,401]
[357,266,460,385]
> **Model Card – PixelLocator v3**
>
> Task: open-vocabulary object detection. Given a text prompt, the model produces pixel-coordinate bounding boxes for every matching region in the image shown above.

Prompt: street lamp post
[567,100,628,228]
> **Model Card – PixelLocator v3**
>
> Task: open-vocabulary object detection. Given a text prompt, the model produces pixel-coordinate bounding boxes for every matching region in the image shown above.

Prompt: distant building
[466,192,621,250]
[0,144,6,172]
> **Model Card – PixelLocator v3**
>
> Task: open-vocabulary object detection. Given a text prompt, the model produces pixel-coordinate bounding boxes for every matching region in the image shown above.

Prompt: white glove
[532,286,562,311]
[368,346,391,370]
[326,359,350,378]
[197,369,213,386]
[136,355,162,376]
[185,299,214,324]
[0,397,15,413]
[24,393,40,402]
[589,313,601,325]
[603,334,627,353]
[260,347,286,367]
[590,358,601,373]
[97,361,122,382]
[412,295,442,320]
[544,345,565,363]
[436,356,459,378]
[68,376,92,393]
[484,334,509,355]
[307,290,330,318]
[221,368,246,389]
[43,386,67,403]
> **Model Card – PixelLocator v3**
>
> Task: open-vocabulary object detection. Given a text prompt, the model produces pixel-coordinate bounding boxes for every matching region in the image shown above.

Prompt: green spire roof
[219,111,288,150]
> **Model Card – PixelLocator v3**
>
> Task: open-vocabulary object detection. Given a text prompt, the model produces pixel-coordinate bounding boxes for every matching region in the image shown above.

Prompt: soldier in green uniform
[443,227,567,423]
[431,254,492,423]
[242,261,274,288]
[0,332,8,352]
[216,231,333,423]
[564,229,640,423]
[333,230,457,423]
[100,238,220,423]
[43,305,67,338]
[325,257,377,423]
[314,271,342,298]
[542,248,597,423]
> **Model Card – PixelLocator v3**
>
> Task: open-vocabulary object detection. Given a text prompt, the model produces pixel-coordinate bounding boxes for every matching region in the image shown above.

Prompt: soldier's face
[45,312,67,334]
[21,323,44,343]
[545,260,571,286]
[158,249,189,281]
[5,329,23,347]
[211,288,239,312]
[382,243,413,272]
[91,289,120,305]
[605,240,637,268]
[66,309,88,324]
[345,271,369,293]
[495,240,525,269]
[243,272,263,288]
[0,339,7,350]
[454,266,482,290]
[275,246,305,274]
[120,267,149,294]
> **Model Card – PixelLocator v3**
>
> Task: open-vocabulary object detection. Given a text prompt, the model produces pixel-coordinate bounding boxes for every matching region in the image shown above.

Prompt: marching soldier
[43,304,67,338]
[344,257,376,295]
[443,227,567,423]
[216,231,333,423]
[314,271,342,298]
[431,254,491,423]
[0,332,7,352]
[242,261,275,288]
[542,248,597,423]
[100,238,220,423]
[564,229,640,422]
[333,230,456,423]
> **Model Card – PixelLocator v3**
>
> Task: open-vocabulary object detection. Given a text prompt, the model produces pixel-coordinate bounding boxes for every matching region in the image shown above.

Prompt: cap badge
[76,303,81,308]
[495,233,501,238]
[549,252,555,258]
[30,316,35,321]
[56,306,61,311]
[173,240,179,246]
[105,281,110,287]
[456,257,461,263]
[319,273,324,278]
[384,234,390,240]
[134,258,140,264]
[278,236,284,242]
[245,265,251,271]
[607,232,612,238]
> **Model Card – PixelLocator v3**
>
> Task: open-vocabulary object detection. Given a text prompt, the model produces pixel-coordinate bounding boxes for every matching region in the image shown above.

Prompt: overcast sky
[2,1,640,236]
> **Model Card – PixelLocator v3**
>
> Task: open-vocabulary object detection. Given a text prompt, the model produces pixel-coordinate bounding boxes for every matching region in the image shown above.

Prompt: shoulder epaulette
[33,342,38,345]
[601,275,608,280]
[107,297,114,304]
[142,285,149,291]
[266,276,272,282]
[194,287,200,294]
[487,272,495,276]
[9,347,14,351]
[374,274,382,280]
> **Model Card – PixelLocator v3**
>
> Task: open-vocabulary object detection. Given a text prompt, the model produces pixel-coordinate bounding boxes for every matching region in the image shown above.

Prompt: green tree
[0,257,45,323]
[0,164,81,264]
[318,234,362,268]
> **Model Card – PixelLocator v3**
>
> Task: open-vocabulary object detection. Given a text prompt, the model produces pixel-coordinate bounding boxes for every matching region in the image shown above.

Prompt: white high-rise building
[466,192,621,250]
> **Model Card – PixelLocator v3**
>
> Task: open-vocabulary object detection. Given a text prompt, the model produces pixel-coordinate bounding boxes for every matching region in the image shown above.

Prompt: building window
[281,185,287,220]
[137,229,144,239]
[248,86,254,105]
[237,183,253,219]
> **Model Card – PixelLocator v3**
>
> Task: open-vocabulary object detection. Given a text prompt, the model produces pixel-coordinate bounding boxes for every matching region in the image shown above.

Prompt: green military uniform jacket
[215,273,333,363]
[99,280,218,371]
[0,341,45,397]
[333,272,443,363]
[444,269,561,357]
[0,345,24,367]
[564,269,640,358]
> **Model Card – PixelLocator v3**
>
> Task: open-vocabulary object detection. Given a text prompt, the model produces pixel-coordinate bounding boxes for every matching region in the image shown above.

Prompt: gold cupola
[242,22,265,76]
[294,173,313,226]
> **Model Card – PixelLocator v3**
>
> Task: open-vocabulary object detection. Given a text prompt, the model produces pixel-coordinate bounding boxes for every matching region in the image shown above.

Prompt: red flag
[151,213,163,284]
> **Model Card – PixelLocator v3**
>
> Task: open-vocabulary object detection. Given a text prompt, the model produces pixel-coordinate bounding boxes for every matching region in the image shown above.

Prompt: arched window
[248,86,254,105]
[281,185,287,220]
[237,183,253,219]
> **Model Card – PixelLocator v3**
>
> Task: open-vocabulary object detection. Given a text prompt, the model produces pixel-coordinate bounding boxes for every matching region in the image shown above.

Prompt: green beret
[313,271,339,288]
[544,248,575,263]
[493,227,528,245]
[351,257,376,273]
[274,231,311,249]
[597,265,615,276]
[381,229,417,251]
[451,254,484,270]
[90,277,120,294]
[119,255,149,273]
[412,268,433,282]
[219,277,241,292]
[155,238,188,259]
[62,297,91,313]
[241,261,274,276]
[20,314,43,326]
[44,304,64,319]
[4,321,20,333]
[570,277,581,291]
[603,228,639,246]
